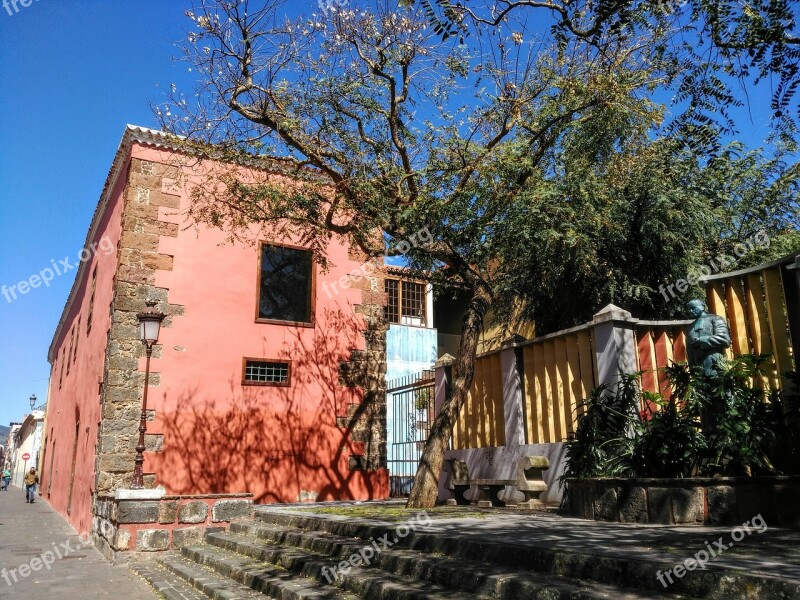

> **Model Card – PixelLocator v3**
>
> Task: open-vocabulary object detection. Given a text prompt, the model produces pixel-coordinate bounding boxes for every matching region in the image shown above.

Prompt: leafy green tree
[496,135,800,334]
[162,0,676,507]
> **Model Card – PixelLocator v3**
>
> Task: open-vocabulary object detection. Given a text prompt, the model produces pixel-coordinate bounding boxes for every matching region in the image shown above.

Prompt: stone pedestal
[93,492,254,562]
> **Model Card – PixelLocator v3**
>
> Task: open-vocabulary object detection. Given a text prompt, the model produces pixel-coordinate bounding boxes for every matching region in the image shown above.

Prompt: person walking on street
[1,467,10,490]
[24,467,38,503]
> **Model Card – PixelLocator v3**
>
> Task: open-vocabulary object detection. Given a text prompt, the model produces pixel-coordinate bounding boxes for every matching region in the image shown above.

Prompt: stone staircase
[131,508,798,600]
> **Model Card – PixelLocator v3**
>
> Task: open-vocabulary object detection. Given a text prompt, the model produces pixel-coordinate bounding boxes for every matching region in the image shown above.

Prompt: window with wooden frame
[66,327,74,375]
[384,279,399,323]
[242,358,291,386]
[86,266,97,335]
[59,348,65,389]
[257,243,314,325]
[73,317,81,364]
[384,278,427,325]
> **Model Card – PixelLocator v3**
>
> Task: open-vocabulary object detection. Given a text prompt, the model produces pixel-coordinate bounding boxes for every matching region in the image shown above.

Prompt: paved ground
[0,485,155,600]
[271,500,800,584]
[1,490,797,599]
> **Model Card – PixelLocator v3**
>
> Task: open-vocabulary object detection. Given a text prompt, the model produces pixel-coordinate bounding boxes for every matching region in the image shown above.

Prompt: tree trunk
[406,281,492,509]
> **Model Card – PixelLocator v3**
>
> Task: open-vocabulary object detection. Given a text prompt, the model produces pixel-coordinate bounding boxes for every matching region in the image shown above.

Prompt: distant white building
[11,412,44,487]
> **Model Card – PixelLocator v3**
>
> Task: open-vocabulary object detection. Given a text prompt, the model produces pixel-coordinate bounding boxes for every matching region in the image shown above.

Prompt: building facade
[11,411,44,487]
[44,125,389,536]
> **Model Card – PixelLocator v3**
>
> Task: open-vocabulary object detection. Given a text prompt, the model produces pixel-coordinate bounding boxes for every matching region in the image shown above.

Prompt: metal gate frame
[387,370,435,497]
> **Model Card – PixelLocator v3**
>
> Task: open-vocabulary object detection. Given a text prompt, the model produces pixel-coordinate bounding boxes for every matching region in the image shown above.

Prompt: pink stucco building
[43,126,388,543]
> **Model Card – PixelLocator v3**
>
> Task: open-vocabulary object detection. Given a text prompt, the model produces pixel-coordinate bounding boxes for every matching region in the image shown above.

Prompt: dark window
[258,244,313,323]
[73,317,80,364]
[385,279,399,323]
[66,327,74,375]
[242,358,291,386]
[86,267,97,335]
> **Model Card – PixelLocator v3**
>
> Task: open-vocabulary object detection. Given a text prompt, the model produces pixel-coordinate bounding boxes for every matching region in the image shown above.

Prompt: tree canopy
[415,0,800,148]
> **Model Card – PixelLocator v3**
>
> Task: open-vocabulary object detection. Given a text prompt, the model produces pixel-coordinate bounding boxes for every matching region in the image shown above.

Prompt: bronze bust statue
[685,299,731,377]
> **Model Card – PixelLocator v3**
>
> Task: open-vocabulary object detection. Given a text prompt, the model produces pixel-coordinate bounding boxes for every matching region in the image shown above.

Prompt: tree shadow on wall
[155,307,385,503]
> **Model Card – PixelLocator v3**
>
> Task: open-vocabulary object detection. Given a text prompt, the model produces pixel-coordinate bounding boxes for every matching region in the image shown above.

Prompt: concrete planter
[566,476,800,528]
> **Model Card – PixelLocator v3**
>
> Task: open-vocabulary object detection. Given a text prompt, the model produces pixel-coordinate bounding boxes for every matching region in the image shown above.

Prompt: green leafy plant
[696,355,777,476]
[561,373,641,482]
[633,397,706,478]
[563,356,799,483]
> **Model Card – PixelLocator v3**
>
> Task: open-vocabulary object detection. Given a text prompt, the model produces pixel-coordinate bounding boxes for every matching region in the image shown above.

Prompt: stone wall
[567,477,800,528]
[95,158,185,496]
[94,493,253,562]
[337,248,389,471]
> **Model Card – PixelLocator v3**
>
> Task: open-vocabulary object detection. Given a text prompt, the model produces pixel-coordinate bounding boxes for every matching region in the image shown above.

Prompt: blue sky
[0,0,786,429]
[0,0,195,428]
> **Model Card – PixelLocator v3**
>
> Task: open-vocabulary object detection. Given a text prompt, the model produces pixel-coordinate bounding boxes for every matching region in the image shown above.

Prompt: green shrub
[563,356,799,482]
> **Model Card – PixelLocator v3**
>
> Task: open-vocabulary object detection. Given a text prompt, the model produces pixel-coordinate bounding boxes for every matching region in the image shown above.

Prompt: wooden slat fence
[520,328,597,444]
[702,255,797,391]
[452,352,505,449]
[449,251,798,453]
[635,323,689,412]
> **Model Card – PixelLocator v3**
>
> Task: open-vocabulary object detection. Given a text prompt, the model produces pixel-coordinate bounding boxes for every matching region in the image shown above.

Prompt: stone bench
[514,455,550,509]
[444,455,550,509]
[444,458,471,506]
[473,478,516,507]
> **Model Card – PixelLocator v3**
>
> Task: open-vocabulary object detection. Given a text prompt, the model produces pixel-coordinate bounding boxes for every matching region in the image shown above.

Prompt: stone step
[131,555,266,599]
[253,509,800,600]
[187,539,484,600]
[179,544,351,600]
[218,523,675,600]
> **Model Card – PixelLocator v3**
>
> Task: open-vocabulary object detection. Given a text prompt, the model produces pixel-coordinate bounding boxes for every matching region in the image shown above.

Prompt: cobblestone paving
[0,486,156,599]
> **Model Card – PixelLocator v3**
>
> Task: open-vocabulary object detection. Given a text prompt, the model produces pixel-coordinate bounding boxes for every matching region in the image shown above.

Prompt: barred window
[401,281,426,321]
[66,327,74,376]
[243,358,291,386]
[384,278,427,325]
[86,266,97,335]
[73,317,81,364]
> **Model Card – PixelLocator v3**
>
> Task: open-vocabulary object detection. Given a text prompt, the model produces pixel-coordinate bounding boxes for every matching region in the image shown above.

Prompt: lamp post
[131,307,165,489]
[17,395,36,488]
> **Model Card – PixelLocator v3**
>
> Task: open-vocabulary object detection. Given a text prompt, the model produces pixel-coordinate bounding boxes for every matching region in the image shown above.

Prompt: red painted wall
[44,156,129,534]
[46,138,388,535]
[129,144,387,503]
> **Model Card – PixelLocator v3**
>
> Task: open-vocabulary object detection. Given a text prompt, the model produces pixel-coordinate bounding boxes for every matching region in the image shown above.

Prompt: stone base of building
[93,492,254,562]
[566,476,800,528]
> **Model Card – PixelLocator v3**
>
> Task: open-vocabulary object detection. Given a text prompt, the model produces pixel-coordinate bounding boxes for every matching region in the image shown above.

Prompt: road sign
[21,453,30,461]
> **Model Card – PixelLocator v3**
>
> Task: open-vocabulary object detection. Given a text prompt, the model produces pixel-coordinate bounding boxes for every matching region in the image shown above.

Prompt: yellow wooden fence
[520,329,597,444]
[452,352,505,449]
[451,327,598,449]
[450,252,798,450]
[703,257,796,390]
